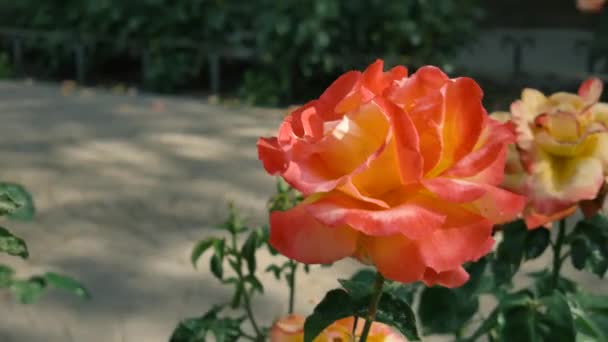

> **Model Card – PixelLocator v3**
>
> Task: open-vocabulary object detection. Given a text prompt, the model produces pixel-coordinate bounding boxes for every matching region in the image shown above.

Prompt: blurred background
[0,1,606,341]
[0,0,606,108]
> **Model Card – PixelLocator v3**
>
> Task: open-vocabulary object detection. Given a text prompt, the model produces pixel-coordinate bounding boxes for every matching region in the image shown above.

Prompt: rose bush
[270,314,406,342]
[258,60,525,288]
[492,78,608,228]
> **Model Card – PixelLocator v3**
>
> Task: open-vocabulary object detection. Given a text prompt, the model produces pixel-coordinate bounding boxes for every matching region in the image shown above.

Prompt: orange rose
[577,0,606,12]
[270,314,406,342]
[493,78,608,229]
[258,60,524,288]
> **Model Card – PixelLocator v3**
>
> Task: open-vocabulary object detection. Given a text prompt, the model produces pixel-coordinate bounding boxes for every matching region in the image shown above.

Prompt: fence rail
[0,27,605,93]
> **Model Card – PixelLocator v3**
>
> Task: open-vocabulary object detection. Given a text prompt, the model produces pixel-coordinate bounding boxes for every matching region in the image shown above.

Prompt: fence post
[502,36,535,78]
[74,42,86,84]
[208,53,220,94]
[11,36,23,77]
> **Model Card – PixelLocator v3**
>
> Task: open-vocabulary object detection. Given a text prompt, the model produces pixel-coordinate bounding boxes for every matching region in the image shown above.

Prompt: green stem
[231,231,263,339]
[358,272,385,342]
[551,219,567,291]
[287,260,297,314]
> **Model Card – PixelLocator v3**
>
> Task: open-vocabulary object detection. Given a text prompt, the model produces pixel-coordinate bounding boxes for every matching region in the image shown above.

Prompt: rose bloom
[270,314,406,342]
[492,78,608,229]
[258,60,524,288]
[577,0,606,12]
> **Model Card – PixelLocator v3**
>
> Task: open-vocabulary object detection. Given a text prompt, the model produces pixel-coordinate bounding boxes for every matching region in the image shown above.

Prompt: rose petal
[422,266,470,288]
[471,184,527,224]
[417,209,494,272]
[377,97,423,184]
[258,137,287,174]
[430,77,485,175]
[422,178,487,203]
[306,191,445,239]
[530,151,604,214]
[365,235,427,284]
[578,77,603,105]
[269,204,358,264]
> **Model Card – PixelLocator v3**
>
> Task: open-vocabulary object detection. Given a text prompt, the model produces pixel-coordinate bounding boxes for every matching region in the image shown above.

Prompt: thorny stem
[358,272,385,342]
[551,219,567,291]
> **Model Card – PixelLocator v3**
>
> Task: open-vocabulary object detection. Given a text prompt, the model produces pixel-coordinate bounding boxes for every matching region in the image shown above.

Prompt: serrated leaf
[524,228,550,260]
[241,232,257,275]
[374,292,420,341]
[304,289,355,342]
[0,183,35,221]
[210,254,223,280]
[10,277,46,304]
[44,272,90,299]
[0,226,28,258]
[191,238,217,268]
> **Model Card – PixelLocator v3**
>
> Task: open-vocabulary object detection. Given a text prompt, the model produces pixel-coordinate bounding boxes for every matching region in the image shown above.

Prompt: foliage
[0,0,481,99]
[173,179,307,341]
[174,174,608,342]
[0,182,89,303]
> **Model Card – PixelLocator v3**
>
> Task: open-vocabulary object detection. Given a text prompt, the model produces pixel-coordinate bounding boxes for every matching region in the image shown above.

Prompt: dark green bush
[0,0,482,101]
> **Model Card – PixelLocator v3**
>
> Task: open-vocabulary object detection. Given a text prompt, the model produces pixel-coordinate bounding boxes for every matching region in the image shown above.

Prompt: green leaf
[529,270,578,297]
[418,286,479,334]
[191,238,217,268]
[245,274,264,295]
[210,254,223,280]
[569,215,608,277]
[499,292,575,342]
[539,293,576,342]
[10,277,46,304]
[0,192,19,216]
[170,306,243,342]
[44,272,90,299]
[230,282,243,309]
[0,264,15,287]
[418,259,487,335]
[0,226,29,258]
[492,220,527,286]
[0,183,35,221]
[571,236,590,270]
[240,232,258,275]
[265,264,282,280]
[304,289,355,342]
[374,291,420,341]
[338,269,376,302]
[570,292,608,340]
[524,228,550,260]
[213,238,226,262]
